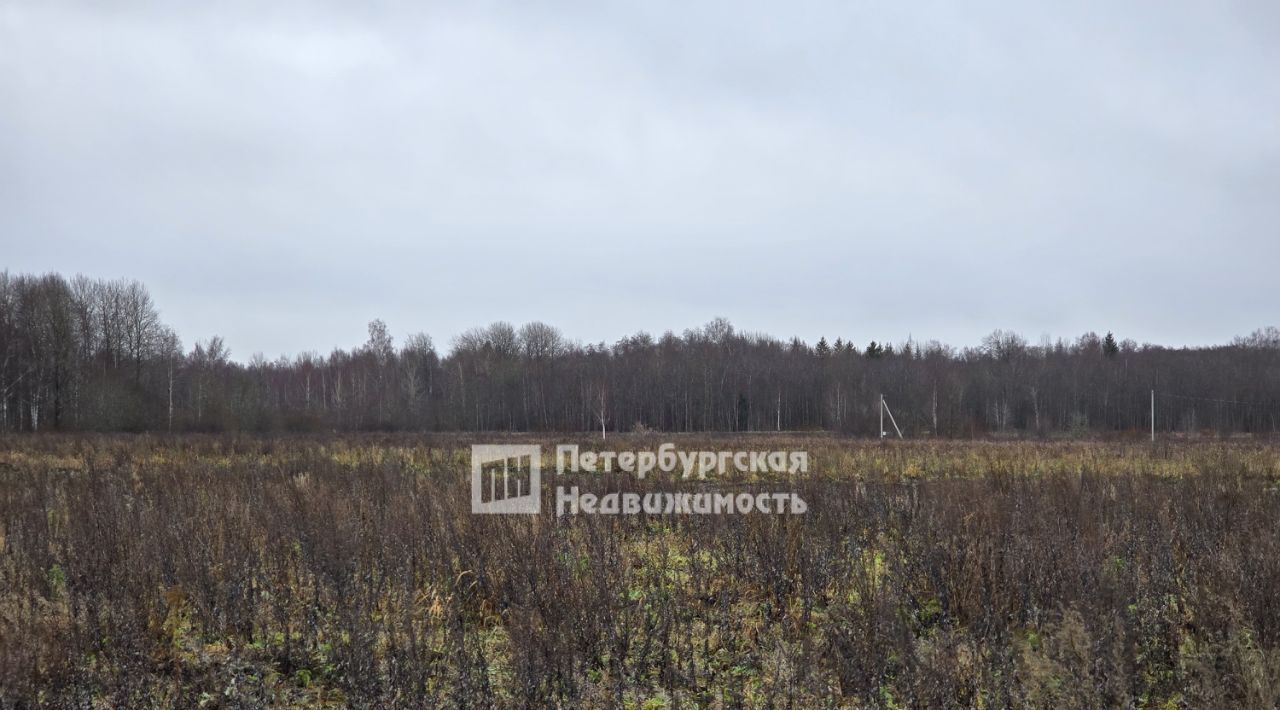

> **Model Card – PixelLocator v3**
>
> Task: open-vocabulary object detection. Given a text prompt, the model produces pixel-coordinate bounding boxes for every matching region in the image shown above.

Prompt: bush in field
[0,435,1278,706]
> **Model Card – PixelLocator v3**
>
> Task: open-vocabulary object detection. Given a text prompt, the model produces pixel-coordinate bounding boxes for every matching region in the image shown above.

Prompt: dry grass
[1,434,1279,707]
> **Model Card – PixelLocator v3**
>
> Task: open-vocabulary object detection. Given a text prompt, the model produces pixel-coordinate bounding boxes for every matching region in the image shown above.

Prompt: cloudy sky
[3,1,1278,359]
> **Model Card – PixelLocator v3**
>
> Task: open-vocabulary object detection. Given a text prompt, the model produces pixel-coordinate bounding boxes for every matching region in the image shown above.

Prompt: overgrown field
[2,434,1280,707]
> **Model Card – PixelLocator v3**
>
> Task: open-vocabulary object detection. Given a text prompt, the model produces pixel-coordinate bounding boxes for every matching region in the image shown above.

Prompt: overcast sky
[2,1,1278,359]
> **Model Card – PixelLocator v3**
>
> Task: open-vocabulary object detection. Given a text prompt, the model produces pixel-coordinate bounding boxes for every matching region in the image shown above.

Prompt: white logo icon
[471,445,541,514]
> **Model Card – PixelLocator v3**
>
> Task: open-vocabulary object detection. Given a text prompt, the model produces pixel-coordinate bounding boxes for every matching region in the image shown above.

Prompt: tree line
[2,270,1278,435]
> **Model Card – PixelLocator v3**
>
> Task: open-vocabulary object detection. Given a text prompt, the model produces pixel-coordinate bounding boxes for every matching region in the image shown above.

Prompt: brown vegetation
[4,272,1279,436]
[1,435,1279,707]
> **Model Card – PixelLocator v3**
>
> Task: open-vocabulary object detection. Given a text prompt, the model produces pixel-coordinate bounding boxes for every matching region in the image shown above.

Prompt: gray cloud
[3,0,1278,359]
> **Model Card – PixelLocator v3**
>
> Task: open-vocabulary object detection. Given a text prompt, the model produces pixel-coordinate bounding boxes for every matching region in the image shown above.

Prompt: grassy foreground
[2,434,1279,707]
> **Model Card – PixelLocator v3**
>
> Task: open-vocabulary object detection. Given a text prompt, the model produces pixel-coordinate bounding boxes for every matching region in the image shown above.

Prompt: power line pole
[1151,389,1155,443]
[879,394,903,440]
[884,398,903,439]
